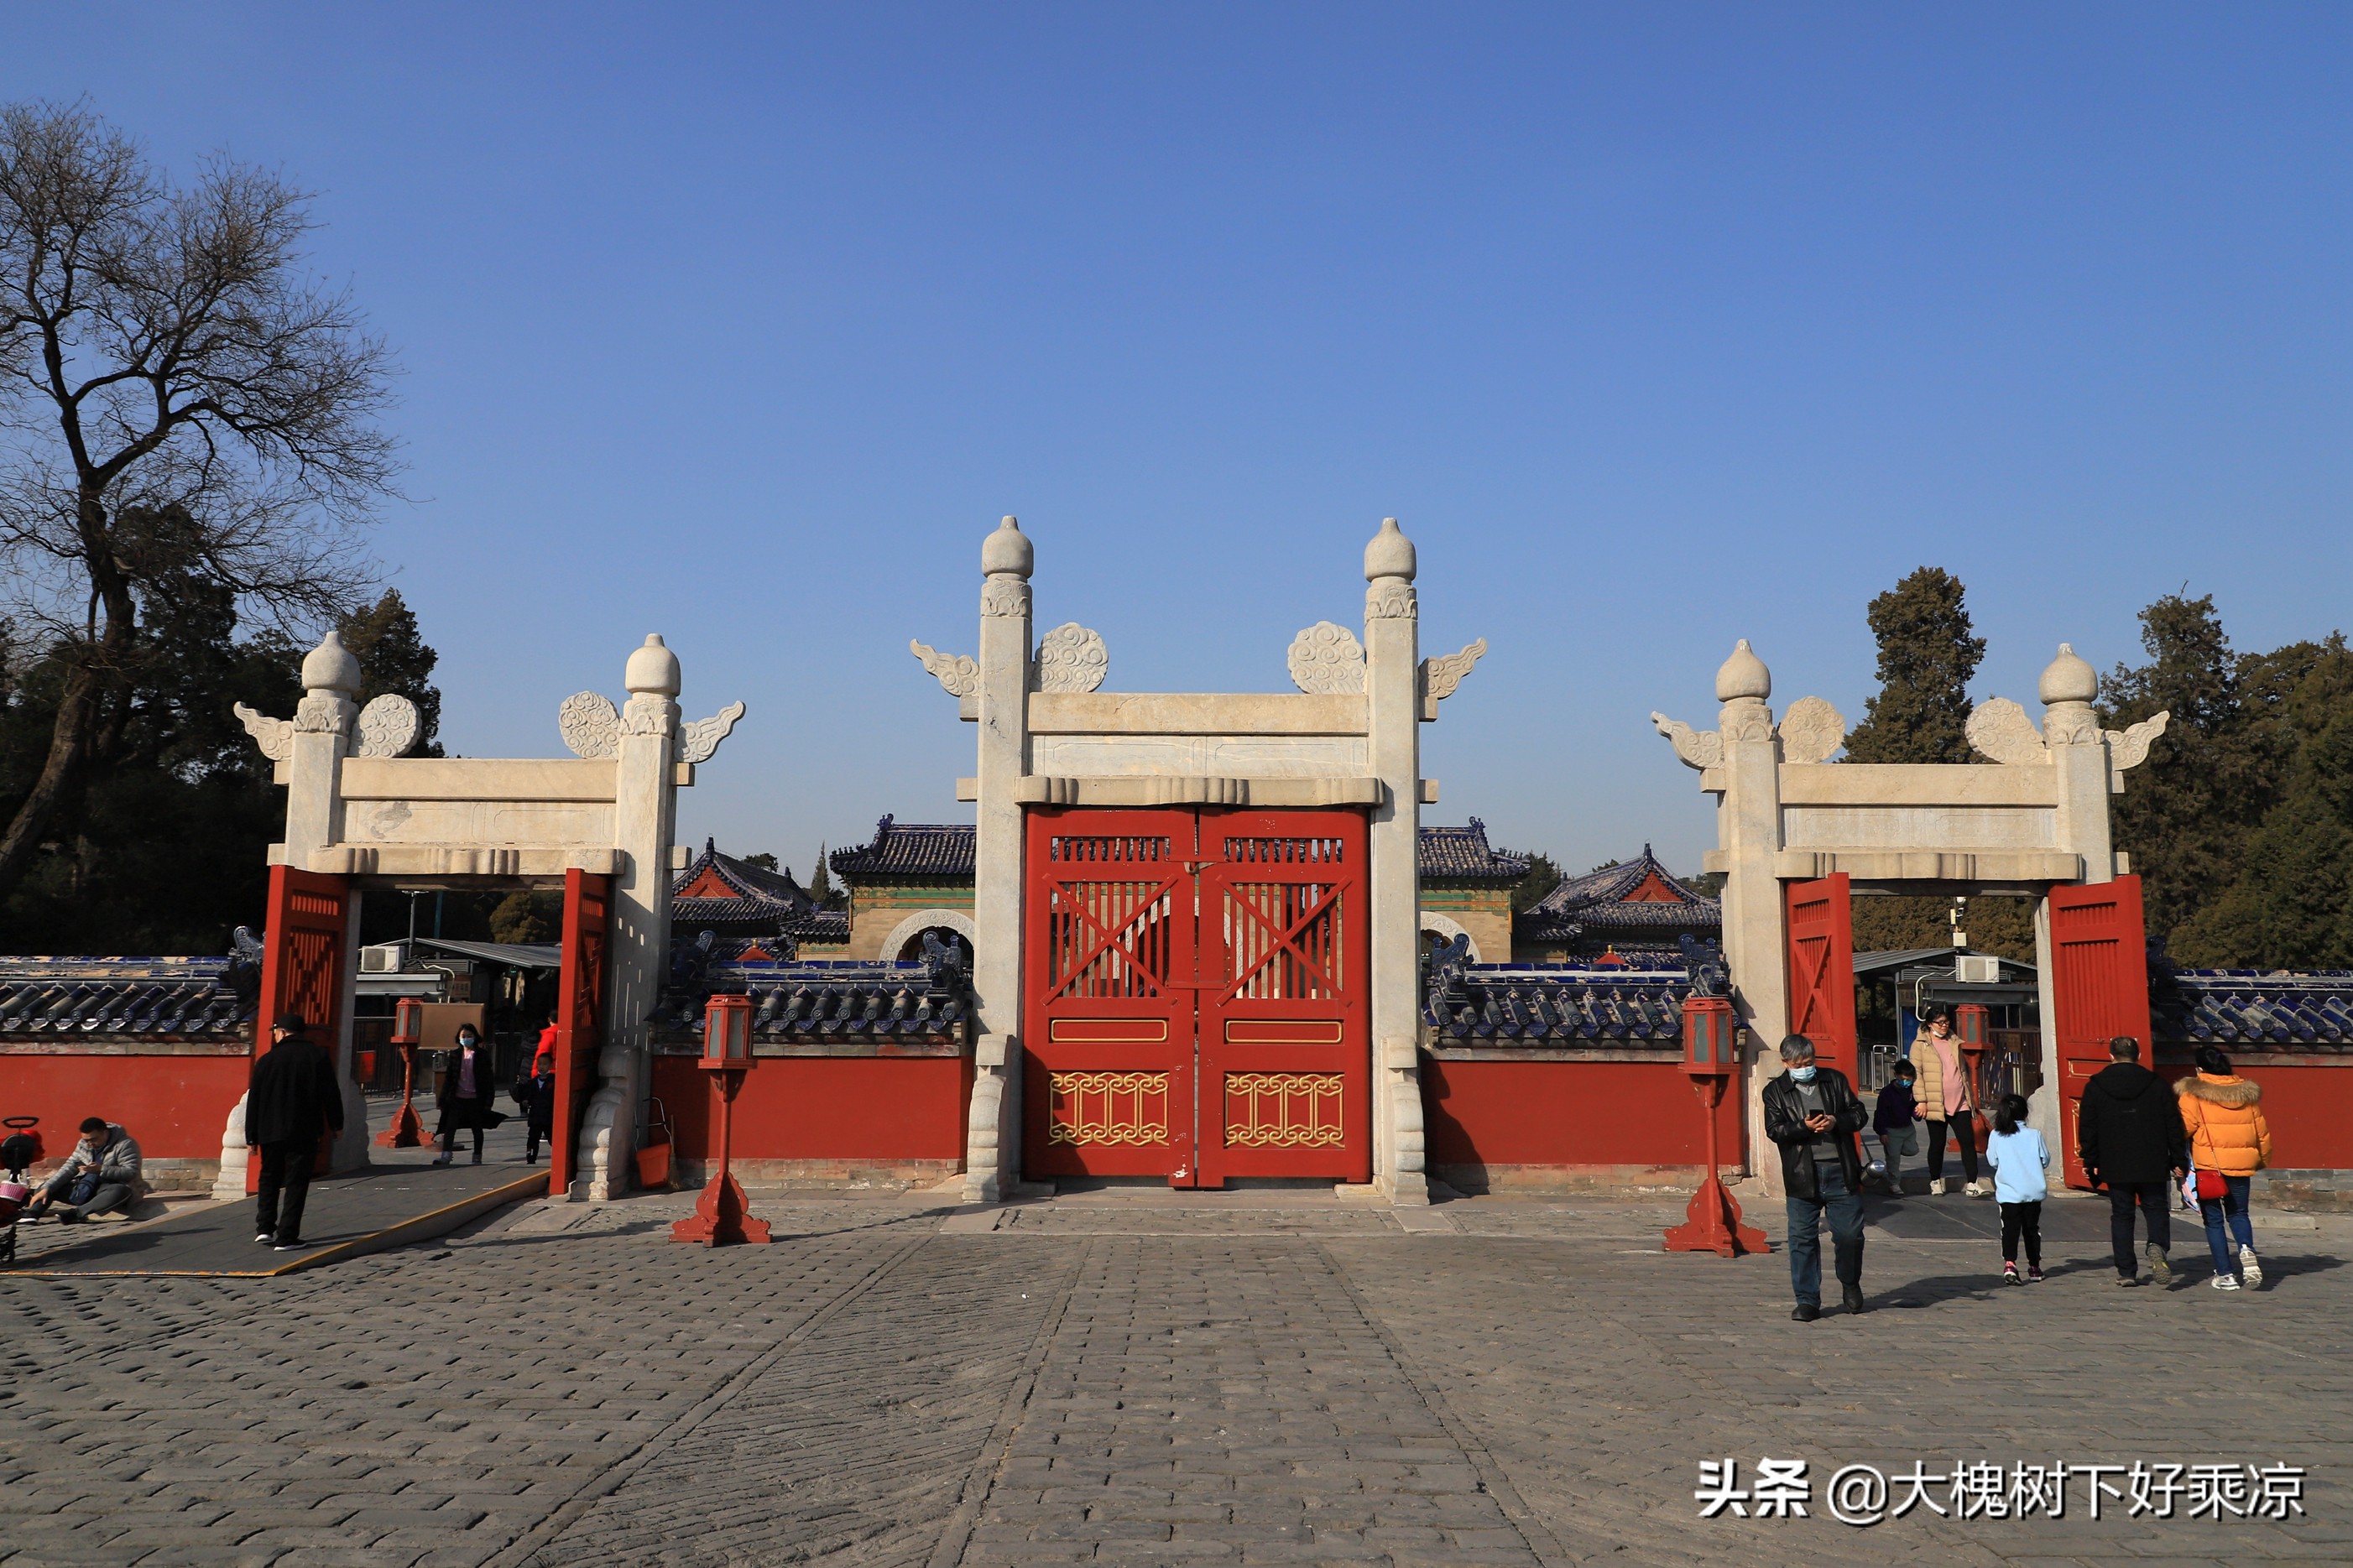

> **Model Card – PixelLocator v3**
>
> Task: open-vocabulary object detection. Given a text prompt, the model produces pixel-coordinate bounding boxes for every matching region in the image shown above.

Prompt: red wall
[1,1052,248,1163]
[2157,1062,2353,1170]
[1422,1058,1745,1171]
[653,1054,973,1162]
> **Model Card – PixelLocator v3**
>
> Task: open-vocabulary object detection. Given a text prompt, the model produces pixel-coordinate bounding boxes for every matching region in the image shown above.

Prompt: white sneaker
[1930,1177,1949,1196]
[2211,1274,2241,1291]
[1967,1179,1991,1198]
[2240,1247,2263,1288]
[255,1232,273,1243]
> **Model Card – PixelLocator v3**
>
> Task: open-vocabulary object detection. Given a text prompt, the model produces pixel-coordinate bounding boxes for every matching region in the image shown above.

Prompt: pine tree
[1843,567,1986,763]
[1836,568,2033,956]
[2102,593,2287,946]
[338,590,445,757]
[809,844,837,907]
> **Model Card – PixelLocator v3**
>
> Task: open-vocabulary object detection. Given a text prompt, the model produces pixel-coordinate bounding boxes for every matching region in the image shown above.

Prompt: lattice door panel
[1196,810,1370,1185]
[1023,810,1201,1180]
[252,866,351,1190]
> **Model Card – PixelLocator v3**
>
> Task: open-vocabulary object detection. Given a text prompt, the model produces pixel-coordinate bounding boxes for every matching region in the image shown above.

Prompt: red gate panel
[251,865,351,1189]
[1022,810,1198,1182]
[550,868,612,1196]
[1784,874,1856,1080]
[2048,876,2152,1190]
[1197,810,1370,1187]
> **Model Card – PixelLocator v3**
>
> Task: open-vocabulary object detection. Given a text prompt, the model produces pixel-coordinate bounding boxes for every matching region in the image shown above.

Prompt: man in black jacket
[1761,1034,1870,1321]
[245,1013,345,1250]
[2077,1034,2189,1287]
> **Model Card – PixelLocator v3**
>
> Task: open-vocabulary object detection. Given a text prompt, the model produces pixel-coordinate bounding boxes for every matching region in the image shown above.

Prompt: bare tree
[0,100,397,899]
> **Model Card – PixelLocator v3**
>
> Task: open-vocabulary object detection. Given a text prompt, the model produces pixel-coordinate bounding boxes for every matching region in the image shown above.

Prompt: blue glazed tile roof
[654,935,973,1044]
[1520,844,1721,945]
[2151,964,2353,1051]
[0,954,258,1039]
[1421,934,1727,1047]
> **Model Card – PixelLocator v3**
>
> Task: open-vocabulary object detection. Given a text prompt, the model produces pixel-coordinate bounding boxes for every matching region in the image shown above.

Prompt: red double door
[1023,807,1371,1189]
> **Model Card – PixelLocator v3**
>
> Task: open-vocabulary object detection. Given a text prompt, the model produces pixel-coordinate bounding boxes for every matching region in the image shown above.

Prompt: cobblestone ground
[3,1188,2348,1566]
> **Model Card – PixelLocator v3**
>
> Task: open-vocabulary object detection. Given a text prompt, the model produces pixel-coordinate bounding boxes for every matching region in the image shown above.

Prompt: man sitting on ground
[25,1117,146,1223]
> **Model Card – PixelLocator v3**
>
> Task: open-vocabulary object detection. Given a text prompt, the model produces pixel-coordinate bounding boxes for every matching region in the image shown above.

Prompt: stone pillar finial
[983,515,1034,579]
[1364,517,1416,582]
[300,629,363,696]
[1715,639,1771,702]
[2037,643,2099,706]
[625,633,682,698]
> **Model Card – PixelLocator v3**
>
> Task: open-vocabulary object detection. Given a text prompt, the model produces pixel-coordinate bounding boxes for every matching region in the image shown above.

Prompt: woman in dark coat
[433,1025,498,1165]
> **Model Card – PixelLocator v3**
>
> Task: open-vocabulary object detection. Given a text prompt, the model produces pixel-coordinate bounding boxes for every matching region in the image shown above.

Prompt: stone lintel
[337,757,620,803]
[1026,691,1367,737]
[1777,763,2058,807]
[1009,775,1383,808]
[310,844,627,878]
[1771,848,2082,883]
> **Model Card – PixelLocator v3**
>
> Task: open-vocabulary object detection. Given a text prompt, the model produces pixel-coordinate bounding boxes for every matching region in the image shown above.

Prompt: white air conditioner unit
[1955,955,2001,984]
[359,942,406,974]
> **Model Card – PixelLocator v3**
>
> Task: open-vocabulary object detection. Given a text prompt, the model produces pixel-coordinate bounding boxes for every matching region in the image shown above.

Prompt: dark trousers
[2000,1200,2043,1268]
[32,1173,132,1220]
[1927,1117,1979,1183]
[255,1139,315,1242]
[2106,1180,2173,1276]
[1785,1161,1865,1307]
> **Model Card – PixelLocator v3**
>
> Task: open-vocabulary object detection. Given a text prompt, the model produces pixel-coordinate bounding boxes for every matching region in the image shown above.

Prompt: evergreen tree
[338,590,445,757]
[1837,567,2032,957]
[1843,567,1986,764]
[1497,849,1562,914]
[2102,593,2287,945]
[809,844,837,907]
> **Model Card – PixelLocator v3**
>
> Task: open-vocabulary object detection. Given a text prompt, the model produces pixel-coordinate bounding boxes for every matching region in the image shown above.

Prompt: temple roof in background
[1519,844,1721,945]
[1417,819,1527,884]
[670,838,848,947]
[1421,938,1726,1048]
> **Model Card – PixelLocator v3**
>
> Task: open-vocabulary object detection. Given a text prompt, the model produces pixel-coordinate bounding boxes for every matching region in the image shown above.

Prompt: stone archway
[1419,912,1481,963]
[881,908,977,962]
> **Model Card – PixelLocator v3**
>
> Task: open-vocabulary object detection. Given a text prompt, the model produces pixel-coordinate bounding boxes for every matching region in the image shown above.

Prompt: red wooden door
[2048,876,2152,1190]
[1784,874,1856,1080]
[1023,810,1198,1182]
[1197,810,1370,1187]
[549,869,612,1196]
[251,865,351,1189]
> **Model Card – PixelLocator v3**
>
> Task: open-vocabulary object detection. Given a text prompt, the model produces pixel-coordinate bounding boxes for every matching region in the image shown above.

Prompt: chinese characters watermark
[1695,1458,2306,1527]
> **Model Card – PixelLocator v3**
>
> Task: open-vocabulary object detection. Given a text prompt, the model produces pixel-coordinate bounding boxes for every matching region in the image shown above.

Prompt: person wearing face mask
[1761,1034,1870,1321]
[1911,1008,1986,1197]
[432,1024,499,1166]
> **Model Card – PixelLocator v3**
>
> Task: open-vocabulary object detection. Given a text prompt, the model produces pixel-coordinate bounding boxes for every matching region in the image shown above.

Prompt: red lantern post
[1663,995,1769,1258]
[670,993,772,1246]
[375,996,429,1149]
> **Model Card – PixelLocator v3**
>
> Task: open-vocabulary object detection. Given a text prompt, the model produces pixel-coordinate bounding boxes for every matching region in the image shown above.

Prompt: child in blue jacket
[1985,1092,2050,1284]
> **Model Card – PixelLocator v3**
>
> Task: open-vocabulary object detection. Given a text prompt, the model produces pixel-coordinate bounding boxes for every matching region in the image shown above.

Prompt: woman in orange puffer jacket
[2176,1046,2272,1291]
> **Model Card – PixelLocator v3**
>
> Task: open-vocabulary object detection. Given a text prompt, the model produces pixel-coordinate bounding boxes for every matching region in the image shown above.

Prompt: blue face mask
[1790,1065,1818,1084]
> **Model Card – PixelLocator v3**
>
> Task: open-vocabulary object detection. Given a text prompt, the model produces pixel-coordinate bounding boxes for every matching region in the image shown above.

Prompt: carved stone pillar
[2033,642,2110,1154]
[284,631,359,866]
[1363,519,1427,1203]
[1712,641,1786,1189]
[580,634,681,1200]
[965,518,1034,1202]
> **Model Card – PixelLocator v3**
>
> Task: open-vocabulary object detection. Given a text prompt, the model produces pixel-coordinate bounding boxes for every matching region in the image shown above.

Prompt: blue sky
[9,6,2350,878]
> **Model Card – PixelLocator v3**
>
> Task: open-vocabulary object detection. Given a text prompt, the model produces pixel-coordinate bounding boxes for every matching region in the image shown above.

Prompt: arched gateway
[911,518,1484,1202]
[227,629,744,1201]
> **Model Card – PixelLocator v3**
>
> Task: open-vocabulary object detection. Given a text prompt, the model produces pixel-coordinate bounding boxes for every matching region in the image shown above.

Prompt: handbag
[2194,1168,2227,1200]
